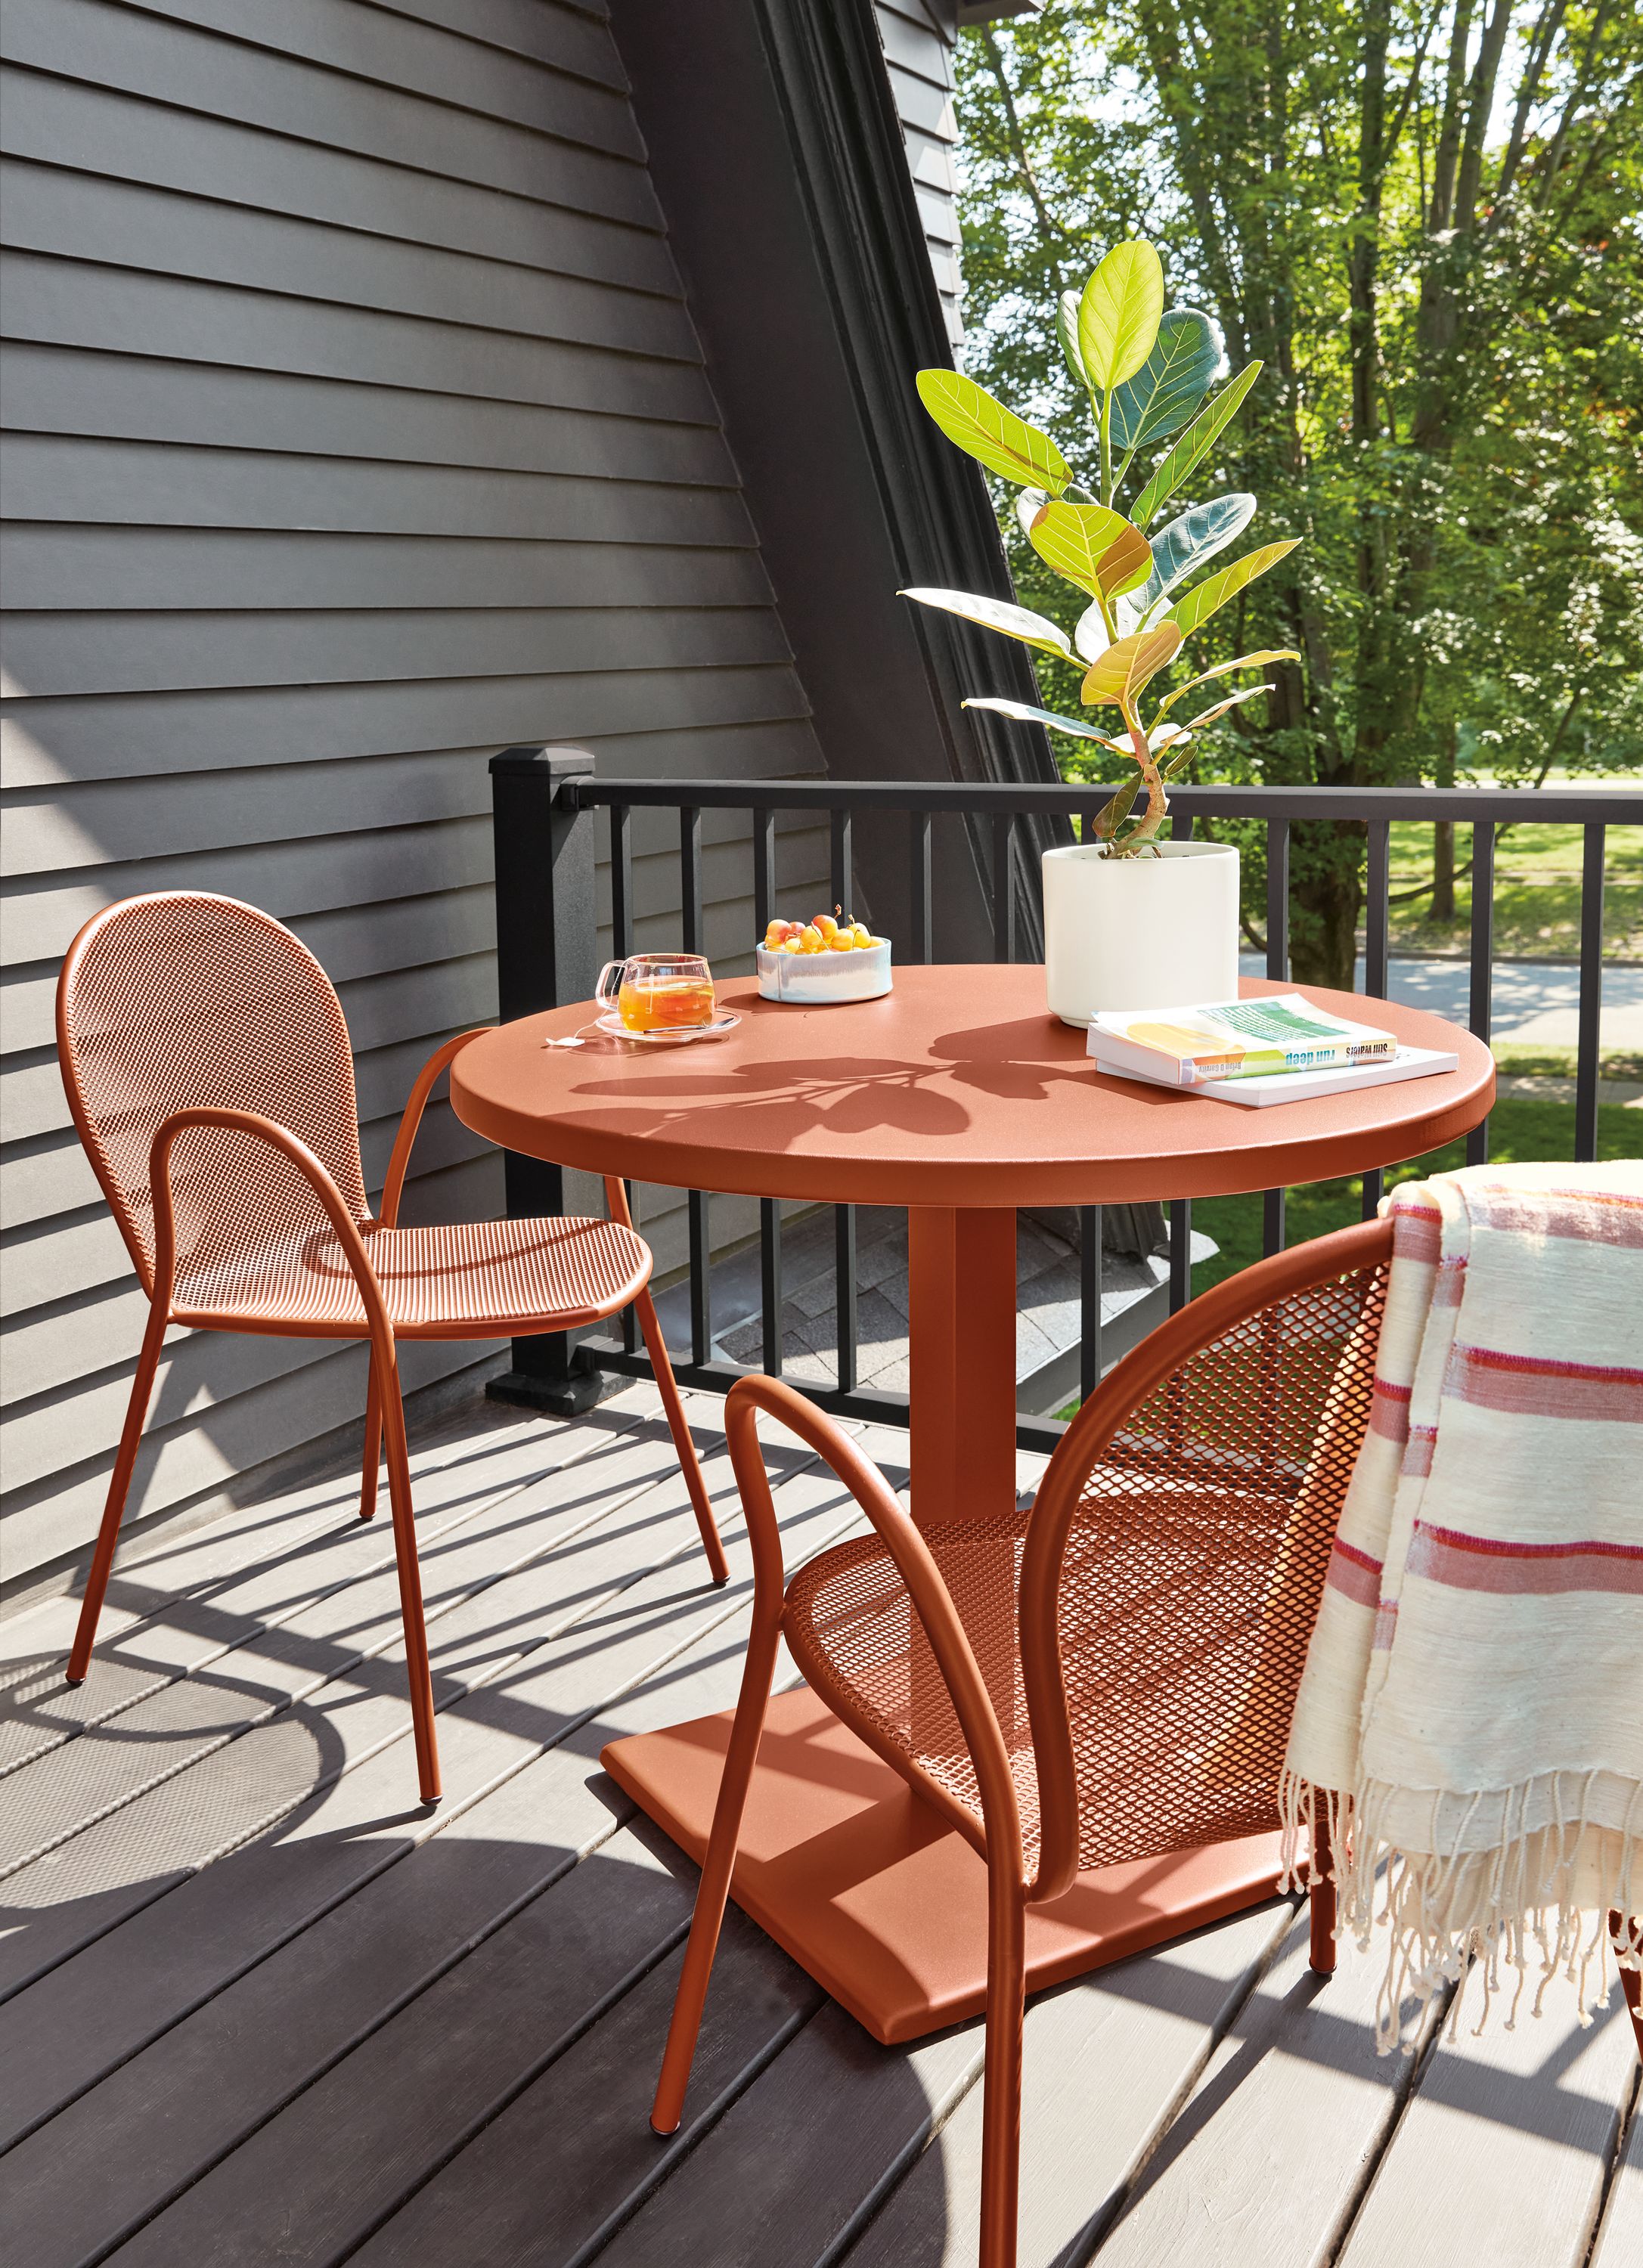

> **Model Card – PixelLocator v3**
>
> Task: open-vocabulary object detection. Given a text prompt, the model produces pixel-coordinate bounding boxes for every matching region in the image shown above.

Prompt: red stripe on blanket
[1467,1185,1643,1249]
[1432,1256,1466,1307]
[1402,1424,1437,1477]
[1325,1538,1383,1608]
[1391,1206,1442,1265]
[1369,1377,1412,1442]
[1445,1343,1643,1423]
[1408,1520,1643,1594]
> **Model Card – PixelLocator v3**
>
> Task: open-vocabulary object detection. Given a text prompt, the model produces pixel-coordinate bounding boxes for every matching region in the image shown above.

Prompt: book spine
[1182,1039,1396,1083]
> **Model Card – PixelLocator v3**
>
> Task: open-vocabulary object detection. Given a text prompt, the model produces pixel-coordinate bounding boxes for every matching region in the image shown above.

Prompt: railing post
[487,743,604,1414]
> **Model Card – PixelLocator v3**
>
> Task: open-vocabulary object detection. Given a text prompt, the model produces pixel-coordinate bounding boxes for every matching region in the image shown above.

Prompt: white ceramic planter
[1042,839,1239,1026]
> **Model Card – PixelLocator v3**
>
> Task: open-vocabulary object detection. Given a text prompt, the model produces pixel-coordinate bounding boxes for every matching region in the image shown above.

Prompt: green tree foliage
[954,1,1642,981]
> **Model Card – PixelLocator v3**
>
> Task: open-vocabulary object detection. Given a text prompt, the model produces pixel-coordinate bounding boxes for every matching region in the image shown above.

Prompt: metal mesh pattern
[172,1213,650,1336]
[786,1261,1387,1875]
[60,895,370,1290]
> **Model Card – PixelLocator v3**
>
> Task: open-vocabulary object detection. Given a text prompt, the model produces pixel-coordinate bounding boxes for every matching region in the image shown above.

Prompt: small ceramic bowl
[755,938,892,1004]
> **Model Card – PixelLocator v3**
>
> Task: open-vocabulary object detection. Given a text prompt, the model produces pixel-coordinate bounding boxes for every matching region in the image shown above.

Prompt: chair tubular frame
[57,894,729,1809]
[650,1218,1421,2268]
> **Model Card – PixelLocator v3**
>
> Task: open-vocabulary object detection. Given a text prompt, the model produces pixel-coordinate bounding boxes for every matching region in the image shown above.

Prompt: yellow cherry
[850,923,873,948]
[814,914,839,942]
[799,925,825,953]
[829,931,855,951]
[780,937,803,953]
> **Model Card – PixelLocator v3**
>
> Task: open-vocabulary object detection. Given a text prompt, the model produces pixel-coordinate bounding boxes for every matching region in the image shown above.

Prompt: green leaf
[1029,500,1152,601]
[1110,308,1225,453]
[1092,773,1144,840]
[1073,597,1111,664]
[1167,540,1300,637]
[1134,494,1256,618]
[898,586,1072,660]
[1183,685,1276,729]
[1057,290,1087,387]
[962,696,1118,744]
[1161,737,1200,779]
[1080,622,1183,708]
[1132,359,1263,528]
[1077,241,1165,392]
[915,370,1070,491]
[1149,649,1300,723]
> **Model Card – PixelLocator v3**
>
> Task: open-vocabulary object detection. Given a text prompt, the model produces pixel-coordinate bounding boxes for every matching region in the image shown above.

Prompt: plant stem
[1118,700,1168,850]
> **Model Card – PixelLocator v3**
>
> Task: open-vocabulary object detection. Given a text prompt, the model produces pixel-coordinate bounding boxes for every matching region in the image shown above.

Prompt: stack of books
[1087,993,1456,1107]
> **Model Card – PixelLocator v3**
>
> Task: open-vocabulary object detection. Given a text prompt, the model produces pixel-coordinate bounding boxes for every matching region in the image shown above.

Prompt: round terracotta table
[451,965,1493,2042]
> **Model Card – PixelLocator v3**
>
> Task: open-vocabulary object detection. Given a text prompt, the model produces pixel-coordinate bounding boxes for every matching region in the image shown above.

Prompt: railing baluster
[611,801,633,959]
[835,1204,857,1392]
[1172,809,1195,842]
[753,806,775,937]
[993,810,1015,962]
[689,1190,711,1368]
[1361,816,1390,1219]
[1466,820,1495,1167]
[761,1197,783,1375]
[1263,816,1290,1250]
[910,811,933,962]
[680,805,702,953]
[1575,823,1605,1163]
[831,804,853,919]
[1169,1199,1192,1312]
[1080,1206,1102,1400]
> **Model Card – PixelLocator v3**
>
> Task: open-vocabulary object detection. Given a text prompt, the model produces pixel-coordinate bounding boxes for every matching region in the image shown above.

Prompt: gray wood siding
[0,0,830,1591]
[876,0,964,349]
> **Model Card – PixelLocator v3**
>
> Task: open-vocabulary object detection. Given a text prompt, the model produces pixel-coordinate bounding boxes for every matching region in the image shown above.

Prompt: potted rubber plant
[903,240,1298,1024]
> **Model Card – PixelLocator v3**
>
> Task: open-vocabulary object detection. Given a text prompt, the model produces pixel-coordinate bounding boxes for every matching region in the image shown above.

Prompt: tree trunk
[1291,821,1362,990]
[1431,823,1455,922]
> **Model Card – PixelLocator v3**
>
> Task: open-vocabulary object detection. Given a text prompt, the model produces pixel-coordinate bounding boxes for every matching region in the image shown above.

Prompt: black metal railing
[488,748,1638,1448]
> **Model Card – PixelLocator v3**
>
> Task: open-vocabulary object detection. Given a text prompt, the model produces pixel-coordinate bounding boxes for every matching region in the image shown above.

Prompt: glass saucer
[592,1009,742,1046]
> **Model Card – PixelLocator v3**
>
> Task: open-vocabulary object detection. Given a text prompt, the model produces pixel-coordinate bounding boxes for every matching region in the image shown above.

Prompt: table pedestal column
[906,1206,1018,1529]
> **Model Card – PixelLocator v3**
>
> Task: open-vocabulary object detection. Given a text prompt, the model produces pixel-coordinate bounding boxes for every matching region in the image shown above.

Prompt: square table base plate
[602,1685,1285,2046]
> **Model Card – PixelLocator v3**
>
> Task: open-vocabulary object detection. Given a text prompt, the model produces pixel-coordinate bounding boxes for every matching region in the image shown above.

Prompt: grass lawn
[1386,819,1642,960]
[1186,1095,1643,1294]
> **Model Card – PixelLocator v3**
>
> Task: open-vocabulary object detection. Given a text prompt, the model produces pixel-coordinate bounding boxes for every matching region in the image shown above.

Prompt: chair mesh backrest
[784,1251,1387,1877]
[58,894,370,1295]
[1049,1256,1387,1869]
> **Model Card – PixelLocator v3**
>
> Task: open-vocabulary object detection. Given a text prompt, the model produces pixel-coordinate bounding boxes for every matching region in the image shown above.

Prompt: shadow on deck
[1,1384,1636,2267]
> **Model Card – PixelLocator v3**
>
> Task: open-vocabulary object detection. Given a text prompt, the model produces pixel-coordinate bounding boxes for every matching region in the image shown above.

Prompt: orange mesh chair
[649,1218,1400,2268]
[57,892,727,1805]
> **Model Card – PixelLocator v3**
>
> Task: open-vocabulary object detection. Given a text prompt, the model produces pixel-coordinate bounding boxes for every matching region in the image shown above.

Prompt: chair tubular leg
[376,1349,441,1803]
[650,1598,782,2134]
[633,1284,729,1586]
[1309,1805,1338,1977]
[978,1872,1028,2268]
[1612,1911,1642,2060]
[359,1366,383,1522]
[67,1300,167,1684]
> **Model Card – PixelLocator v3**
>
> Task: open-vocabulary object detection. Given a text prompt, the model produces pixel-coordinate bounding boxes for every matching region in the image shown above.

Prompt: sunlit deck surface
[3,1383,1637,2268]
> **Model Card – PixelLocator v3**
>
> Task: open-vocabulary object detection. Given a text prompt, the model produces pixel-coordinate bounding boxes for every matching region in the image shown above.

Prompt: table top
[450,966,1494,1210]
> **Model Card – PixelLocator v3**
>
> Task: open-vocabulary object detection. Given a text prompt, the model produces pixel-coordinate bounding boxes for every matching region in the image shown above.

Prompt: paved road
[1242,953,1643,1051]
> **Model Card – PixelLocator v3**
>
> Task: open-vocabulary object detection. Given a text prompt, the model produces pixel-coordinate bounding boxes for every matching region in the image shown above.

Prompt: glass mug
[597,953,717,1033]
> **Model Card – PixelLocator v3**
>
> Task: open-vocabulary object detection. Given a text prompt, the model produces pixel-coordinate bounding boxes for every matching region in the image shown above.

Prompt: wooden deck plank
[103,1826,817,2268]
[1089,1907,1439,2268]
[6,1466,862,2265]
[0,1392,680,1882]
[1337,1973,1638,2268]
[0,1396,721,1997]
[0,1402,580,1775]
[590,1999,981,2268]
[1589,2080,1642,2268]
[842,1901,1297,2268]
[347,1897,824,2268]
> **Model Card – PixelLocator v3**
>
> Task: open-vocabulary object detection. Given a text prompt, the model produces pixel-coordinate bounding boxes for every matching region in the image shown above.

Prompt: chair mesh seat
[786,1264,1386,1877]
[173,1214,650,1336]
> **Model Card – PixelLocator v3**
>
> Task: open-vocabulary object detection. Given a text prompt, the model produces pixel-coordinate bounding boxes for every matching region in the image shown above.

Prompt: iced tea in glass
[596,953,716,1033]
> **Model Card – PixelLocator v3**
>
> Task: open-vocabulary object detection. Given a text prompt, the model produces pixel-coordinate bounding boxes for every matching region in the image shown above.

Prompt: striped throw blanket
[1280,1160,1643,2049]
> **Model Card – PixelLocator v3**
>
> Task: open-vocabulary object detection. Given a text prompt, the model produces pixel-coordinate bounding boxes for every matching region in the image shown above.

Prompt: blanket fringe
[1279,1766,1641,2056]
